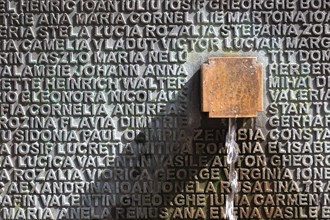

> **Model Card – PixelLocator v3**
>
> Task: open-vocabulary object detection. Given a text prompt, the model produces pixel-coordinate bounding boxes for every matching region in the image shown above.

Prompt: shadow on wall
[62,69,270,220]
[101,56,308,220]
[103,70,232,220]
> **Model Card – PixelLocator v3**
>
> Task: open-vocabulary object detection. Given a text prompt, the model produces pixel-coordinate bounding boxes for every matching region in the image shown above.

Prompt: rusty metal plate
[202,57,263,118]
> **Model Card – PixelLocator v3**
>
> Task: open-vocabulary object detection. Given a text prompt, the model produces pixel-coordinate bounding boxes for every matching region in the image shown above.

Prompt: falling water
[225,118,238,220]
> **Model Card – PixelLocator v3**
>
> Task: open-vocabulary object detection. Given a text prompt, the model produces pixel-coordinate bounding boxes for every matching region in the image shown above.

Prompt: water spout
[225,118,238,220]
[201,57,263,220]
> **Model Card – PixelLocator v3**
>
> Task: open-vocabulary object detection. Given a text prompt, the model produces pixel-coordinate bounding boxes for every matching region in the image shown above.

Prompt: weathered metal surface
[202,57,263,118]
[0,0,329,219]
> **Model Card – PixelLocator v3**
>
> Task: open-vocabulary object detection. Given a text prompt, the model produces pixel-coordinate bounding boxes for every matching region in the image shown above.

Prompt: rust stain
[202,57,263,118]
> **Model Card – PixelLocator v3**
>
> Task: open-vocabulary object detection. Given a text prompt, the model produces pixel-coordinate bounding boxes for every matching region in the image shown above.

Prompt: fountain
[202,57,263,220]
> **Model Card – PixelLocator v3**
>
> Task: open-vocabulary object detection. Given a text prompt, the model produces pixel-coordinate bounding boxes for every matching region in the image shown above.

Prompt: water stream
[225,118,238,220]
